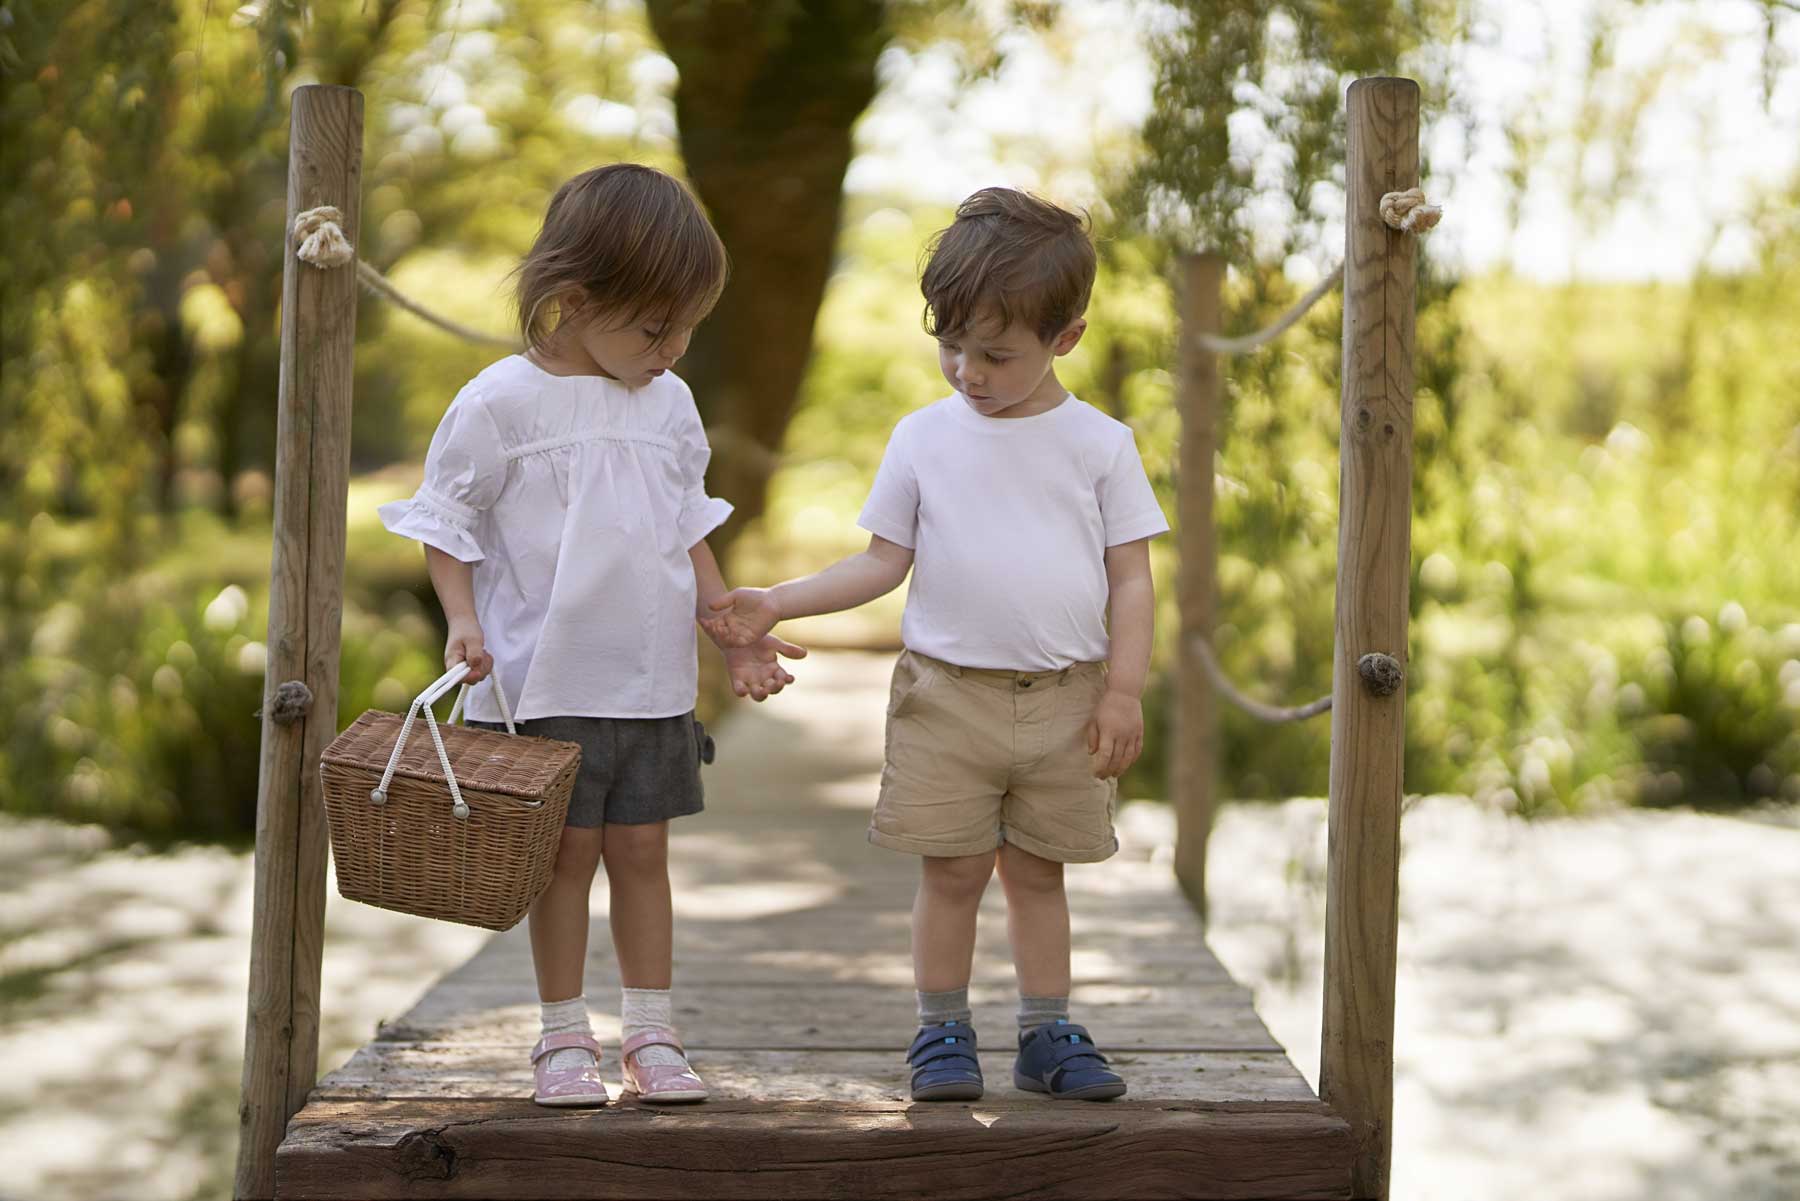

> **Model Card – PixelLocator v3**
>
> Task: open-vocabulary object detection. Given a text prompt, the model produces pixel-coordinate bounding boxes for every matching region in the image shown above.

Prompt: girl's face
[540,296,697,386]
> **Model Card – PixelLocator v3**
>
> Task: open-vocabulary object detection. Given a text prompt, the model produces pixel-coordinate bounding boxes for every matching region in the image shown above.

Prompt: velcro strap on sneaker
[908,1024,978,1064]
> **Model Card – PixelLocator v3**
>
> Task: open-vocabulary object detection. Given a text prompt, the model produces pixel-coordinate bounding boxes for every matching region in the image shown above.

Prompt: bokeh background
[3,1,1798,1198]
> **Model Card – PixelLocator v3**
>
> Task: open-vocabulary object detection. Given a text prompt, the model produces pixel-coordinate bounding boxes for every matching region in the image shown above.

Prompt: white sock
[621,986,686,1068]
[540,994,597,1073]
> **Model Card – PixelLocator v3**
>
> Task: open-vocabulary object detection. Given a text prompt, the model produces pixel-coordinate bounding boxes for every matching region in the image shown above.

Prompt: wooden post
[1320,77,1417,1201]
[235,84,363,1200]
[1173,253,1223,920]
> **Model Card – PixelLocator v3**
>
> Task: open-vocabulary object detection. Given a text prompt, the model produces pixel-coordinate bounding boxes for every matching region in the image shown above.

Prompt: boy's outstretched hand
[722,633,807,701]
[1086,690,1144,779]
[703,587,781,648]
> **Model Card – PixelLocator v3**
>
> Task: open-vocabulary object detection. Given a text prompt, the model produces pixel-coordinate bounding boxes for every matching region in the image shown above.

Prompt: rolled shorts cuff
[867,826,1002,859]
[1001,824,1119,865]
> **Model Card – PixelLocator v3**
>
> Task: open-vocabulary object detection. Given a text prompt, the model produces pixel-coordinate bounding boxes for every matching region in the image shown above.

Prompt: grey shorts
[469,712,710,828]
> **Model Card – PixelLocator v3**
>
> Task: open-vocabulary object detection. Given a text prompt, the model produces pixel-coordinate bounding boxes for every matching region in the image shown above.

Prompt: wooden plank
[1175,251,1224,920]
[277,1100,1353,1200]
[373,980,1280,1051]
[1321,76,1417,1201]
[238,83,364,1201]
[314,1048,1320,1106]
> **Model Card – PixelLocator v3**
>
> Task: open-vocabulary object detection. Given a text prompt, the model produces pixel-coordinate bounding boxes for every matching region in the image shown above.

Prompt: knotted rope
[291,206,522,349]
[1194,187,1442,355]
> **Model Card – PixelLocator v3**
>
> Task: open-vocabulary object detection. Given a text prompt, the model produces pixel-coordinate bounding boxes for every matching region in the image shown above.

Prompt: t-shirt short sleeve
[674,404,734,548]
[377,389,508,562]
[1097,428,1170,546]
[857,416,920,548]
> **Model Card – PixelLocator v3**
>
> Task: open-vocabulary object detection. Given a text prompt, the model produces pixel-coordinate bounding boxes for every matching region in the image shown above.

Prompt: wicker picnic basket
[319,663,580,931]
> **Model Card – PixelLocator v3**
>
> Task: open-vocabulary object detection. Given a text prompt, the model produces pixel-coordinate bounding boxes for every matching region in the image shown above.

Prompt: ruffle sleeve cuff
[378,485,486,563]
[678,495,734,549]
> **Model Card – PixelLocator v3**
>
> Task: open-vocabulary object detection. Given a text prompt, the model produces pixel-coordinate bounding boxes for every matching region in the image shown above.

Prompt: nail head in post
[269,679,314,724]
[1357,652,1404,696]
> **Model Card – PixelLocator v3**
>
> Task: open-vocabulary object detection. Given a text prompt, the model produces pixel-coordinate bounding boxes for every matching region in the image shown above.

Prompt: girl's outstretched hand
[723,633,808,701]
[703,587,780,648]
[445,617,494,684]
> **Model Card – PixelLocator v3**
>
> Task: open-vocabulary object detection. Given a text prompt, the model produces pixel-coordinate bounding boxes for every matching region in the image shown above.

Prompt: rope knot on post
[293,206,356,268]
[1356,652,1404,697]
[1378,187,1441,234]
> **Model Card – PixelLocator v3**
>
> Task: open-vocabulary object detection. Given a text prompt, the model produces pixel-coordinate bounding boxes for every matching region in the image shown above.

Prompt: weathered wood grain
[278,1100,1353,1200]
[1321,76,1418,1201]
[238,83,363,1201]
[315,1048,1320,1105]
[1175,252,1225,919]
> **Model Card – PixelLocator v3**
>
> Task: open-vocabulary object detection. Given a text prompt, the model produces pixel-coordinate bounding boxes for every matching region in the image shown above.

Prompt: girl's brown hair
[514,164,728,353]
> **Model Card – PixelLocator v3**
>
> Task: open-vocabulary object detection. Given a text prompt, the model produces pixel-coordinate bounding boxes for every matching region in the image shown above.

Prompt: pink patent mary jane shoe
[531,1032,610,1107]
[620,1027,709,1104]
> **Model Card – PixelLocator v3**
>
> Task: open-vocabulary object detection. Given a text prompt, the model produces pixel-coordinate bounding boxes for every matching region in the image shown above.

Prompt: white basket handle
[370,663,519,820]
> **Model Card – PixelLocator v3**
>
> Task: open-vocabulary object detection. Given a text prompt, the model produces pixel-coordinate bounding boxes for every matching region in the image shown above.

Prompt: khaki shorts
[870,650,1119,863]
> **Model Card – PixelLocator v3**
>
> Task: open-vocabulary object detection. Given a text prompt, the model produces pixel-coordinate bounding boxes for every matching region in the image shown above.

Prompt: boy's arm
[689,539,807,701]
[1089,537,1154,778]
[703,535,914,647]
[426,545,494,683]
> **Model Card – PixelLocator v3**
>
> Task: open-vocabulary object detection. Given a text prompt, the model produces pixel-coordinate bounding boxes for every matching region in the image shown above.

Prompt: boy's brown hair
[920,187,1096,345]
[515,164,728,352]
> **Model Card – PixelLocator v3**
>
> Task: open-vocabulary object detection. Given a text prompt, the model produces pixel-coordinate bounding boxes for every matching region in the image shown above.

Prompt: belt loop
[1056,667,1072,686]
[941,659,963,678]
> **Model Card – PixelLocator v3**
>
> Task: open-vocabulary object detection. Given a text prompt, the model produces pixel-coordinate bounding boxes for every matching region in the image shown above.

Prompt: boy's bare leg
[528,826,606,1001]
[995,842,1071,999]
[602,821,674,989]
[913,851,997,991]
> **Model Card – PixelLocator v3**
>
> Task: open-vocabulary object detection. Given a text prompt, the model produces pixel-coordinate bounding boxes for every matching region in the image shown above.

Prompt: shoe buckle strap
[620,1026,686,1060]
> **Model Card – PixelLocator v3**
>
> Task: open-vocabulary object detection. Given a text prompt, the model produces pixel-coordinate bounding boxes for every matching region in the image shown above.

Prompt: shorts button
[1020,679,1033,688]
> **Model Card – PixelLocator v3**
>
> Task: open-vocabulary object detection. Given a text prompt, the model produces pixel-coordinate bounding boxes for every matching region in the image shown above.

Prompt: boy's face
[936,310,1085,418]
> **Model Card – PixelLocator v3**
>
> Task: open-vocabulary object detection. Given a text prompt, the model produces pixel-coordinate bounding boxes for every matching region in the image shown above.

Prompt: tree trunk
[646,0,889,555]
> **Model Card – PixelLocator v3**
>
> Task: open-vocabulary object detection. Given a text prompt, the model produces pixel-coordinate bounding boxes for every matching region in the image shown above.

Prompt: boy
[704,188,1167,1101]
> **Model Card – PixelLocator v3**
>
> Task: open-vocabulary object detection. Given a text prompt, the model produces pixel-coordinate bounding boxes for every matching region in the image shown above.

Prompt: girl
[379,164,804,1107]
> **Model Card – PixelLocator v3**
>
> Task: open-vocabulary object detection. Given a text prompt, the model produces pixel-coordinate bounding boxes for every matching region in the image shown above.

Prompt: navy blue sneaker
[907,1020,984,1101]
[1013,1020,1127,1101]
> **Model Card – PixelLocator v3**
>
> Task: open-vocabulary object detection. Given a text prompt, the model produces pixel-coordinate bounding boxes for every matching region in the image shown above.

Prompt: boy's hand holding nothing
[1086,690,1143,779]
[722,633,808,701]
[703,587,781,648]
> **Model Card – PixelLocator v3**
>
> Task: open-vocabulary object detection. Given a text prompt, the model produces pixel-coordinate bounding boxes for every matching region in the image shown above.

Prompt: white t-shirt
[857,393,1170,671]
[378,355,732,721]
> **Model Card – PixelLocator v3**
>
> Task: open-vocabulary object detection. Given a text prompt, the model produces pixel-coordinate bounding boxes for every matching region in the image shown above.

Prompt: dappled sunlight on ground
[1193,795,1800,1201]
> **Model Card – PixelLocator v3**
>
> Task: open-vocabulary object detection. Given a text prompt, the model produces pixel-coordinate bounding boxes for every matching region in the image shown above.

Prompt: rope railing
[1192,187,1439,357]
[1185,187,1436,722]
[1191,635,1332,723]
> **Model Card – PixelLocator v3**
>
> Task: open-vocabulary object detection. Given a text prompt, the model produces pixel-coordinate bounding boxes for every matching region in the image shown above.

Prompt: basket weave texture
[320,711,580,931]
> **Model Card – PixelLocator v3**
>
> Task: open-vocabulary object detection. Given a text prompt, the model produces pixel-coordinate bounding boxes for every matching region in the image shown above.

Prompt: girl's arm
[1088,537,1154,779]
[689,539,808,701]
[702,535,914,647]
[425,545,494,683]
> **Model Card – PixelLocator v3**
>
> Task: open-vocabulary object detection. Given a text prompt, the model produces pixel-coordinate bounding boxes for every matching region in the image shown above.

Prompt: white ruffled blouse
[378,355,732,722]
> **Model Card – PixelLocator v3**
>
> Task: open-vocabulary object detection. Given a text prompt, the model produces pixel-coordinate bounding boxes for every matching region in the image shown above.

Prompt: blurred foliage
[3,0,1798,839]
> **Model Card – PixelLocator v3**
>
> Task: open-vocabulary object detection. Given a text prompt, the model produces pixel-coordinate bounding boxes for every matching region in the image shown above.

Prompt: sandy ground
[3,694,1797,1199]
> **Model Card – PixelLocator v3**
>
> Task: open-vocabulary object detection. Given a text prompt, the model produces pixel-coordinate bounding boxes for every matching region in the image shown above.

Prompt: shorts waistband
[904,649,1105,689]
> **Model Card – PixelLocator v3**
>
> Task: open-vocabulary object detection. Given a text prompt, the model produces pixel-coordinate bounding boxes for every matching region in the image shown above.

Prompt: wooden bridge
[240,77,1416,1200]
[274,651,1354,1199]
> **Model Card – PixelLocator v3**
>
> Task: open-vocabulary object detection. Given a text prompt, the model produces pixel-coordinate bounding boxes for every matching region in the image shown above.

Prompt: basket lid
[320,710,580,800]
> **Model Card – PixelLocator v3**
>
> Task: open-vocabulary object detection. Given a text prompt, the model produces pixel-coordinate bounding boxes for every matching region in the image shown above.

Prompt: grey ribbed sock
[917,987,972,1025]
[1018,994,1069,1032]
